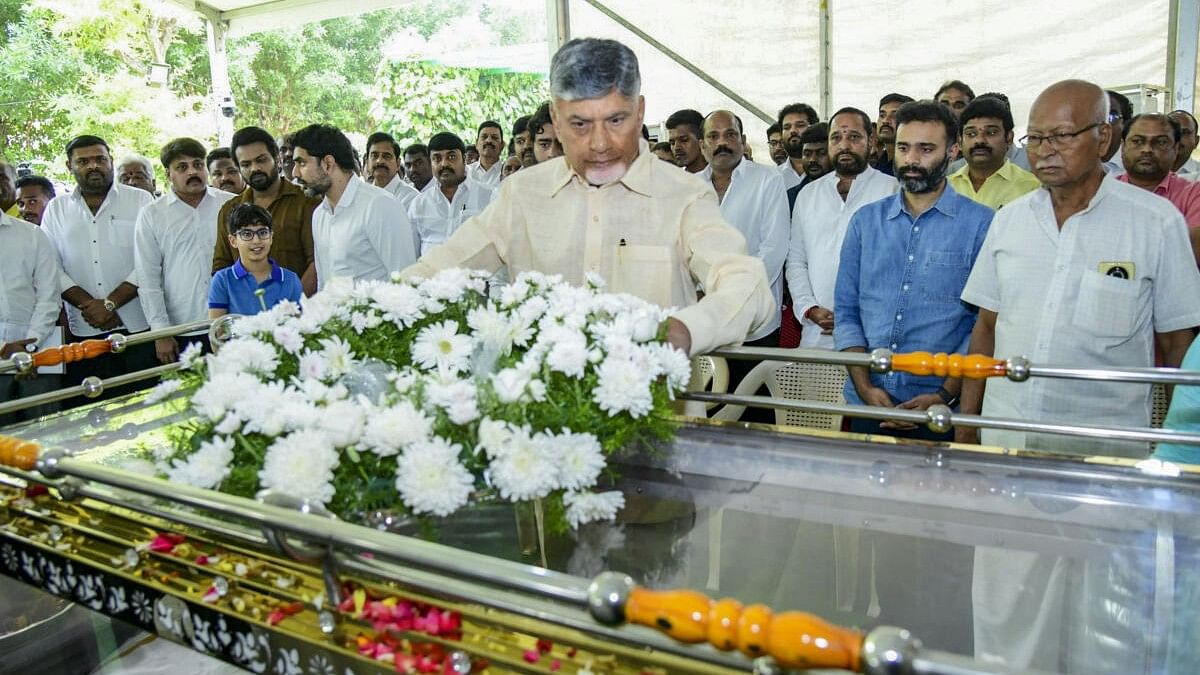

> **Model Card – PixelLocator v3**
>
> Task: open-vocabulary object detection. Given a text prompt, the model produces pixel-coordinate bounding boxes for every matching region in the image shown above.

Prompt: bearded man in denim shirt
[834,99,994,441]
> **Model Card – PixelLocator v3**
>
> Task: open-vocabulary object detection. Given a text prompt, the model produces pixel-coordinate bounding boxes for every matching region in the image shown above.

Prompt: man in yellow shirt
[403,38,774,356]
[948,96,1041,210]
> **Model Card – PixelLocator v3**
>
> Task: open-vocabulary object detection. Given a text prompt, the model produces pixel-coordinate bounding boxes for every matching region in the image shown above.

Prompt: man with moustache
[786,108,897,349]
[1101,89,1133,174]
[1168,109,1200,180]
[403,38,773,357]
[365,131,420,207]
[934,80,974,121]
[466,121,504,188]
[14,176,55,225]
[277,134,297,185]
[292,123,416,290]
[960,80,1200,675]
[403,144,435,193]
[511,115,536,168]
[767,123,788,166]
[213,126,318,295]
[665,108,707,173]
[41,135,157,398]
[206,147,246,195]
[699,110,789,348]
[777,102,821,191]
[135,138,234,363]
[948,96,1040,210]
[1116,113,1200,226]
[835,100,993,439]
[784,122,831,212]
[874,93,913,176]
[407,132,495,256]
[528,102,564,164]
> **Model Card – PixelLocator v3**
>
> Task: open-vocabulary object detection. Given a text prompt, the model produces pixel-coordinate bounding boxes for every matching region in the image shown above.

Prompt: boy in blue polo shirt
[209,203,303,317]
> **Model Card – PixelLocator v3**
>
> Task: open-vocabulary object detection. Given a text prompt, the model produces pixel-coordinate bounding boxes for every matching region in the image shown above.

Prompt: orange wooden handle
[31,339,113,368]
[0,435,41,471]
[890,352,1006,379]
[625,587,862,670]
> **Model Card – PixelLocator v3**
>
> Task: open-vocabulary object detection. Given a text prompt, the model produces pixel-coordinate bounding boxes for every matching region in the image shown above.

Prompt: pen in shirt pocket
[619,238,627,247]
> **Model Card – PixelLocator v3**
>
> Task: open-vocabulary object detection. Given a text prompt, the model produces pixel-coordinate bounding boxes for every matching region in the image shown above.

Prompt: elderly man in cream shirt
[403,38,773,357]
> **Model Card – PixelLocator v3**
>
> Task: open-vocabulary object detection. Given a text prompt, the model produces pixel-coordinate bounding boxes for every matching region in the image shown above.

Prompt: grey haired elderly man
[403,38,774,356]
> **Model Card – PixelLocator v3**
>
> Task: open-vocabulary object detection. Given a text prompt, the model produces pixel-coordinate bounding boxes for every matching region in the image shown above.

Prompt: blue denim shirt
[834,183,993,405]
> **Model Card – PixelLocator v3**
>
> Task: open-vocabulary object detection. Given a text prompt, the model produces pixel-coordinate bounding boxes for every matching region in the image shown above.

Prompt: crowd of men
[2,36,1198,671]
[3,38,1200,461]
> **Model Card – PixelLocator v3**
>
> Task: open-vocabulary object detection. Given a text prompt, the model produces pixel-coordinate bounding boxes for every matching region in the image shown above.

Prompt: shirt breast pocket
[920,250,972,303]
[106,218,137,248]
[611,244,674,308]
[1072,270,1144,338]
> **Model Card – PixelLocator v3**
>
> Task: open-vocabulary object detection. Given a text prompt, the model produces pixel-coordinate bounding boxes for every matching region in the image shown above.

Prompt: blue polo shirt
[208,258,302,315]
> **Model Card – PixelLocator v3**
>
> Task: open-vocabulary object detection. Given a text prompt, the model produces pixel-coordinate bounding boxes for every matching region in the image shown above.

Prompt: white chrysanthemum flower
[486,426,559,501]
[179,341,205,370]
[551,431,606,491]
[563,491,625,528]
[370,283,423,327]
[316,399,366,448]
[297,350,329,381]
[490,367,531,404]
[387,368,418,394]
[420,268,474,304]
[585,271,607,290]
[191,372,261,421]
[475,417,512,456]
[214,413,242,435]
[232,381,295,437]
[145,379,182,404]
[319,336,354,377]
[272,325,304,354]
[394,437,474,516]
[361,401,433,456]
[208,338,279,377]
[411,320,472,373]
[499,278,531,306]
[259,432,340,505]
[648,342,693,391]
[166,436,235,489]
[593,357,654,417]
[542,325,589,378]
[467,306,531,354]
[349,311,373,334]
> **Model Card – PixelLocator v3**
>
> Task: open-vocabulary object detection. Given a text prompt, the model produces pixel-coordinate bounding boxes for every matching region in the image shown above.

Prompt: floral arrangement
[149,269,689,531]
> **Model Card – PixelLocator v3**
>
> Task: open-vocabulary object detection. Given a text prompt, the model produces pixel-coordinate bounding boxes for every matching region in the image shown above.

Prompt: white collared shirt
[41,182,154,336]
[962,175,1200,457]
[0,213,62,347]
[407,178,495,257]
[134,187,234,333]
[1177,156,1200,182]
[778,160,805,191]
[465,160,502,188]
[312,175,417,290]
[785,167,899,348]
[381,174,421,208]
[700,159,789,340]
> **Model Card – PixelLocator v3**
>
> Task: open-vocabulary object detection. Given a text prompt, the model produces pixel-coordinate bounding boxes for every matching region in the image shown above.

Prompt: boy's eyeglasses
[234,228,273,241]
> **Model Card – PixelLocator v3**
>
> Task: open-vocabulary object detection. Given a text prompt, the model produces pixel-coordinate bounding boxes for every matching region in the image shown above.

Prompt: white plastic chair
[710,360,847,430]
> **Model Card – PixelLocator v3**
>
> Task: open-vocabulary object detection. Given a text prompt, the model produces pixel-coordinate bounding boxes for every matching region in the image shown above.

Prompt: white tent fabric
[570,0,1170,156]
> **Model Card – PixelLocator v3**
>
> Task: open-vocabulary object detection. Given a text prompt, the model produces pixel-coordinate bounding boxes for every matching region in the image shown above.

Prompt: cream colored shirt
[403,142,775,356]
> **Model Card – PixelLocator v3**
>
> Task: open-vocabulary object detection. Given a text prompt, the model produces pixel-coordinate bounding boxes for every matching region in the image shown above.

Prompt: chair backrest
[766,362,847,430]
[709,360,847,430]
[1152,383,1167,429]
[688,355,729,412]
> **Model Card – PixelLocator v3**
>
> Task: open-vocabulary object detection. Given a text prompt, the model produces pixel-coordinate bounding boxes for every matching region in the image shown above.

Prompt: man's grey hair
[549,38,641,101]
[117,153,154,176]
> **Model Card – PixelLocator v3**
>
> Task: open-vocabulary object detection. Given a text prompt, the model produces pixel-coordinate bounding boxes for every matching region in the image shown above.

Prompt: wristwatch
[103,299,117,312]
[936,386,960,409]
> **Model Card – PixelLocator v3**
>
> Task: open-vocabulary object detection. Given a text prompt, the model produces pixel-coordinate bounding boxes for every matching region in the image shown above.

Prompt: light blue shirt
[1155,337,1200,464]
[208,258,302,316]
[834,183,993,405]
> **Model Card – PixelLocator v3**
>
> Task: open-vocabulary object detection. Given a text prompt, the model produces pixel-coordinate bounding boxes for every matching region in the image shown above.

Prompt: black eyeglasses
[234,228,273,241]
[1020,123,1103,150]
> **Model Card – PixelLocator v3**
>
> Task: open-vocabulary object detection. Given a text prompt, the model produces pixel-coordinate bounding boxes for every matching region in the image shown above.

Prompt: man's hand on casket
[665,318,692,356]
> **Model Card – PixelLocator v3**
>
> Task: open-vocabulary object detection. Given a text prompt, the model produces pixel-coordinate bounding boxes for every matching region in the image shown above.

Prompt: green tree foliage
[373,61,548,147]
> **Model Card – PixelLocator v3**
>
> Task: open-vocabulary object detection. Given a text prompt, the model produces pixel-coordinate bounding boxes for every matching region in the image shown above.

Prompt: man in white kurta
[960,79,1200,675]
[290,124,417,291]
[786,108,897,348]
[407,133,495,257]
[135,138,235,362]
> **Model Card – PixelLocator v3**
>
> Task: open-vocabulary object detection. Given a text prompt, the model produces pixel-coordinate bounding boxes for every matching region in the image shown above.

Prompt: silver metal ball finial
[1005,355,1031,382]
[861,626,921,675]
[81,376,104,398]
[869,348,894,374]
[587,571,634,625]
[925,404,953,434]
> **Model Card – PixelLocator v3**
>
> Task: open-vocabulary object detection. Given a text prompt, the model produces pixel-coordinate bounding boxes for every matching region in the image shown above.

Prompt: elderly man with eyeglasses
[959,79,1200,675]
